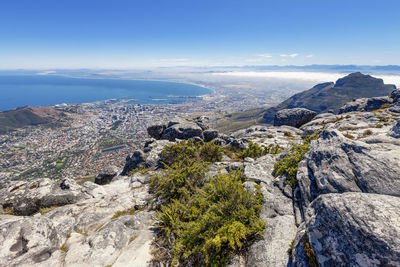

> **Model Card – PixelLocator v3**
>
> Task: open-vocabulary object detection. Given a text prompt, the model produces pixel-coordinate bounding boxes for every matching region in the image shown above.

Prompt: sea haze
[0,75,212,111]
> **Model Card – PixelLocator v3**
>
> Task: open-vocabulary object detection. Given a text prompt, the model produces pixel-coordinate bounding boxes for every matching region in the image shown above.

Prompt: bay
[0,75,212,111]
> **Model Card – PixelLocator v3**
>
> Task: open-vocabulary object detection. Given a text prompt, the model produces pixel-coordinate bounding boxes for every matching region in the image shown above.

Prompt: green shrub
[151,140,266,266]
[199,141,223,163]
[155,171,265,266]
[376,123,383,128]
[273,133,319,188]
[160,139,200,166]
[288,239,295,258]
[362,129,373,137]
[303,234,318,267]
[343,133,355,139]
[241,142,282,160]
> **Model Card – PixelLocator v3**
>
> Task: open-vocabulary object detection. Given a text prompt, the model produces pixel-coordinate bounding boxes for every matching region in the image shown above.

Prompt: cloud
[257,53,272,58]
[246,58,263,63]
[306,54,313,58]
[280,53,298,58]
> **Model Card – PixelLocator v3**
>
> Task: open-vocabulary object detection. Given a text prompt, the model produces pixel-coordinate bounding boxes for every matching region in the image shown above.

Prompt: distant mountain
[0,106,69,133]
[262,72,396,123]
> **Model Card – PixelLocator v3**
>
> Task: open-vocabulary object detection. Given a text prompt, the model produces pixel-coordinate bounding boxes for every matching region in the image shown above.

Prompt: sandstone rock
[274,108,317,128]
[194,116,210,130]
[121,150,145,175]
[297,129,400,212]
[204,129,219,142]
[390,89,400,102]
[305,193,400,267]
[94,165,119,185]
[161,120,204,141]
[0,178,91,216]
[147,123,167,139]
[338,96,392,114]
[389,121,400,138]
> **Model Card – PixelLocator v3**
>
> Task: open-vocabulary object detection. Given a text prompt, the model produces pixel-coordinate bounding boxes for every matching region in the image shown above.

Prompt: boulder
[204,129,219,142]
[297,129,400,212]
[0,178,91,216]
[161,120,204,141]
[339,96,392,114]
[194,116,210,130]
[147,123,167,140]
[304,193,400,267]
[274,108,317,128]
[121,150,145,175]
[390,89,400,102]
[389,121,400,138]
[94,165,119,185]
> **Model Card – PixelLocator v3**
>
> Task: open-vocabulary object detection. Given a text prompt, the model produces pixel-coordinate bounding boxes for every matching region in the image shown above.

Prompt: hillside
[0,106,69,133]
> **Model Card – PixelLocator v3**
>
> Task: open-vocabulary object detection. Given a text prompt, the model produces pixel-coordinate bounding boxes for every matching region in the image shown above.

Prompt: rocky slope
[1,90,400,266]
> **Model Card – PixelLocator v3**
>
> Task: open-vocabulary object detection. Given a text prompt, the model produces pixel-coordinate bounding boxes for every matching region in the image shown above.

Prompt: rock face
[274,108,317,128]
[147,124,166,139]
[305,193,400,267]
[161,120,204,141]
[0,178,91,216]
[338,96,392,114]
[297,129,400,212]
[0,173,154,267]
[94,165,119,185]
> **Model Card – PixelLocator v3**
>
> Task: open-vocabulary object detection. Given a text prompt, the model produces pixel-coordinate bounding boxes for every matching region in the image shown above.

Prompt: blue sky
[1,0,400,69]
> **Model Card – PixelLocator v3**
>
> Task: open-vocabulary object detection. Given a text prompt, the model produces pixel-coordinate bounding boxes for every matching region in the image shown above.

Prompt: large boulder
[338,96,392,114]
[161,120,204,141]
[274,108,317,128]
[390,89,400,102]
[94,165,119,185]
[121,150,145,176]
[147,123,167,139]
[0,178,91,216]
[304,193,400,267]
[297,129,400,212]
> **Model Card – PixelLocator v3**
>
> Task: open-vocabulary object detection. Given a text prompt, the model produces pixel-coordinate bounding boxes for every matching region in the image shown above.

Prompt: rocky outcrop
[94,165,119,185]
[0,178,91,216]
[274,108,317,128]
[305,193,400,267]
[297,128,400,212]
[338,96,392,114]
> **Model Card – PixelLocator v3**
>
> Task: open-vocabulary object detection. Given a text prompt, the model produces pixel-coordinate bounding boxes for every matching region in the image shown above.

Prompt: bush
[155,170,265,266]
[151,140,266,266]
[273,133,319,188]
[241,141,282,160]
[362,129,373,137]
[199,141,223,163]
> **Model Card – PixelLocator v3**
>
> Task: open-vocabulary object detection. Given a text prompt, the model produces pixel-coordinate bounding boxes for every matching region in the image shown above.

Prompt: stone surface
[274,108,317,128]
[203,129,219,142]
[94,165,119,185]
[0,178,91,216]
[147,123,167,140]
[339,96,392,114]
[305,193,400,267]
[121,150,145,175]
[297,129,400,211]
[161,120,204,141]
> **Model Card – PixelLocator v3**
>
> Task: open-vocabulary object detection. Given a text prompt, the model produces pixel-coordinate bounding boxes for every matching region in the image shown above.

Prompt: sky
[1,0,400,69]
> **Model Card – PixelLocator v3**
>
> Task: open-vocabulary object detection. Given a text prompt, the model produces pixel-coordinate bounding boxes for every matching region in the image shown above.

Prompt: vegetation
[362,129,373,137]
[343,133,355,140]
[273,132,319,188]
[59,245,68,252]
[376,124,384,128]
[39,206,57,215]
[303,234,318,267]
[287,239,295,258]
[111,208,136,219]
[241,141,281,159]
[151,141,266,266]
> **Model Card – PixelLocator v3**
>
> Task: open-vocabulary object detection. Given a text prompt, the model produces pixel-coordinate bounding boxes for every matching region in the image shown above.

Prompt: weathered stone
[274,108,317,128]
[0,178,91,216]
[94,165,119,185]
[305,193,400,267]
[161,120,204,141]
[194,116,210,130]
[297,129,400,212]
[204,129,219,142]
[121,150,145,175]
[147,123,167,139]
[390,89,400,102]
[339,96,392,114]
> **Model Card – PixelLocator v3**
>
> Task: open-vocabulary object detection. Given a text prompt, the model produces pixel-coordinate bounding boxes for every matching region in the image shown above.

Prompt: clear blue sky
[1,0,399,69]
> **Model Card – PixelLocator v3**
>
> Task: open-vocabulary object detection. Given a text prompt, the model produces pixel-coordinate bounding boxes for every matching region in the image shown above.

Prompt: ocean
[0,75,212,111]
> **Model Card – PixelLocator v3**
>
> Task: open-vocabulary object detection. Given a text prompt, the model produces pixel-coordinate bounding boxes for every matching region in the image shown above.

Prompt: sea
[0,75,212,111]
